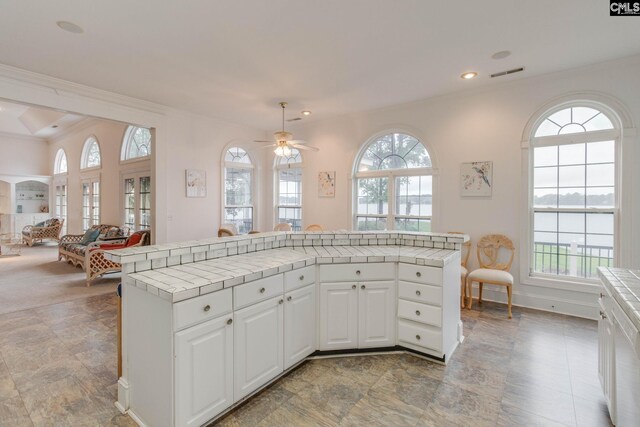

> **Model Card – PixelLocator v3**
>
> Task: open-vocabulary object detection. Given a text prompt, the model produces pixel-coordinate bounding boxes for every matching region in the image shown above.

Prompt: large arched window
[81,136,101,169]
[54,149,68,174]
[354,132,433,231]
[223,147,254,234]
[275,149,303,230]
[121,126,152,161]
[529,104,618,280]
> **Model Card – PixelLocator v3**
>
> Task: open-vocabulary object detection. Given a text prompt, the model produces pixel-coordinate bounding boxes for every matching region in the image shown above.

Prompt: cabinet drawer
[398,281,442,306]
[284,266,315,292]
[398,264,442,286]
[319,263,394,282]
[234,274,284,310]
[173,288,232,331]
[398,319,442,352]
[398,299,441,327]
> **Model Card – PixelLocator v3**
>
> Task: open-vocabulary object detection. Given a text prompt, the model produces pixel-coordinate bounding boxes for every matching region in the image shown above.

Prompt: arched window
[121,126,152,161]
[54,149,68,174]
[223,147,254,234]
[529,104,618,280]
[275,149,303,230]
[81,136,101,169]
[354,133,433,231]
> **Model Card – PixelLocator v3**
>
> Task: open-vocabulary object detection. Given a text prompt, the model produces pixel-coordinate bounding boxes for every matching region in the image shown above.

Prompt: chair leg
[507,284,513,319]
[466,278,473,310]
[460,277,466,309]
[478,282,483,304]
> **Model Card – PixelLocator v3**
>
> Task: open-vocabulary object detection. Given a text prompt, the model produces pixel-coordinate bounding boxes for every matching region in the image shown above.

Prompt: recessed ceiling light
[301,110,311,116]
[460,72,478,80]
[56,21,84,34]
[492,50,511,60]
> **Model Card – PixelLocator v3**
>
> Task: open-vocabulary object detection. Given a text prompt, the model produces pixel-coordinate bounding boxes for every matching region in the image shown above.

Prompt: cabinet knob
[416,272,422,278]
[259,287,266,294]
[415,310,421,316]
[352,284,357,289]
[600,310,607,319]
[361,285,366,290]
[227,318,233,325]
[299,275,304,281]
[203,305,211,312]
[287,296,292,301]
[279,299,284,304]
[600,292,605,299]
[356,270,361,275]
[416,290,421,296]
[416,335,421,340]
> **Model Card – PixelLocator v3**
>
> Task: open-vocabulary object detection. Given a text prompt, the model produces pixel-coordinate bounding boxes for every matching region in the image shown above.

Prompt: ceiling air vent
[287,117,302,122]
[490,67,525,78]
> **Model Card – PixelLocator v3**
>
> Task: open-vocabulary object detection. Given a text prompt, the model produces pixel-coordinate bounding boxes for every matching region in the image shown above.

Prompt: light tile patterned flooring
[0,292,611,426]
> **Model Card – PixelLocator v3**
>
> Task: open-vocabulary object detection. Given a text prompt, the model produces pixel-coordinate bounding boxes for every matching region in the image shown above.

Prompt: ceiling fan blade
[253,140,274,143]
[290,139,308,144]
[291,144,319,152]
[260,144,277,149]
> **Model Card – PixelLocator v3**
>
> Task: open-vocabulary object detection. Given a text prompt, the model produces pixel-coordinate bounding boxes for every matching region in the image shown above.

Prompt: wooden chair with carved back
[466,234,515,318]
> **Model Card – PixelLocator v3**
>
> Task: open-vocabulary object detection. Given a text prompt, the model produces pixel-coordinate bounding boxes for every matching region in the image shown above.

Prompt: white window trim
[121,171,152,232]
[53,149,68,175]
[520,98,626,291]
[120,126,152,163]
[80,135,102,170]
[274,155,304,230]
[352,131,437,231]
[81,175,101,230]
[221,147,256,234]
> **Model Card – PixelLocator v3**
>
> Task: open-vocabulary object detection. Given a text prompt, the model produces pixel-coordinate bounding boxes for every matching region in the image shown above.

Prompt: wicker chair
[59,224,129,268]
[22,218,65,246]
[85,230,150,286]
[274,223,292,232]
[305,224,324,232]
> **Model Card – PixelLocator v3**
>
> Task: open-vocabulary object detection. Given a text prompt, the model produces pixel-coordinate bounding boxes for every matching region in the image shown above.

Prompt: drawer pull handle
[203,305,211,312]
[416,334,421,340]
[299,275,304,281]
[600,310,607,319]
[279,299,284,304]
[600,292,605,299]
[287,296,292,301]
[361,285,366,290]
[259,287,266,294]
[356,270,361,275]
[227,318,233,325]
[352,284,357,289]
[415,310,421,316]
[416,290,421,296]
[416,272,422,278]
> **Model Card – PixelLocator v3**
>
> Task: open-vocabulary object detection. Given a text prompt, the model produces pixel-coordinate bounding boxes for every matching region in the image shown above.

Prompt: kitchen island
[106,231,466,427]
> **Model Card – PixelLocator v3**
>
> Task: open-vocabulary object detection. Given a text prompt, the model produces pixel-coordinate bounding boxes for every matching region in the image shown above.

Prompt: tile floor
[0,292,611,427]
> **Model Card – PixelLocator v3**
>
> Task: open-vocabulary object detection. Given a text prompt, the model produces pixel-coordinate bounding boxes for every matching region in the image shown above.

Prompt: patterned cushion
[65,243,87,256]
[105,227,126,238]
[80,229,101,246]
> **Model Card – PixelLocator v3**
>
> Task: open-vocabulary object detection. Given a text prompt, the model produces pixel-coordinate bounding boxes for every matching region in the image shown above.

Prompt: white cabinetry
[234,296,284,401]
[358,281,396,348]
[175,314,234,427]
[319,282,359,350]
[284,284,316,369]
[598,296,615,423]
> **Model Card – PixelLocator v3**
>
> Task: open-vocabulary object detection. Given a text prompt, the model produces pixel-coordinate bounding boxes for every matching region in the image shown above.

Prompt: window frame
[523,101,621,290]
[53,149,68,175]
[121,171,152,232]
[274,149,303,231]
[352,131,436,231]
[54,179,67,236]
[80,136,102,170]
[120,126,152,164]
[81,175,101,231]
[222,146,255,234]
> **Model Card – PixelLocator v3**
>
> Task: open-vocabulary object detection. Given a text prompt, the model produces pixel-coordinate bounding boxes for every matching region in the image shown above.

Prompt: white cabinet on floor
[284,284,317,369]
[358,281,396,348]
[598,297,615,424]
[175,314,234,427]
[233,296,284,401]
[319,282,359,350]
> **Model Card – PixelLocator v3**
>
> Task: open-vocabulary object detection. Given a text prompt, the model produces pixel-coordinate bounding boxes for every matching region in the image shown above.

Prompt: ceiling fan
[255,102,318,156]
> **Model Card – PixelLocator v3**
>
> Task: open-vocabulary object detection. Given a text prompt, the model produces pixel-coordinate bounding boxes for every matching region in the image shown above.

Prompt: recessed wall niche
[15,180,49,213]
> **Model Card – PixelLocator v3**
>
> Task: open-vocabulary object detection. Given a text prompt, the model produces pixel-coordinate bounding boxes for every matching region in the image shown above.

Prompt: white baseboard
[117,377,130,414]
[127,409,147,427]
[468,287,599,320]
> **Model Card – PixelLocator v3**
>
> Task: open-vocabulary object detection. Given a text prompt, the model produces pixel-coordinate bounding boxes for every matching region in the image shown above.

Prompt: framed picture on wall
[318,171,336,198]
[185,169,206,198]
[460,161,493,197]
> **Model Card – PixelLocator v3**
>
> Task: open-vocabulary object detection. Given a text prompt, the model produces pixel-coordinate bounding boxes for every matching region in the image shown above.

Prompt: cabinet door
[358,281,396,348]
[319,282,358,350]
[284,284,317,370]
[598,305,615,421]
[234,296,284,401]
[175,314,234,427]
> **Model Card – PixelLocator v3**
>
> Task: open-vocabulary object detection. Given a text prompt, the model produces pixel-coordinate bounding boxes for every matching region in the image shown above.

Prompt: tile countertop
[126,246,459,303]
[598,267,640,332]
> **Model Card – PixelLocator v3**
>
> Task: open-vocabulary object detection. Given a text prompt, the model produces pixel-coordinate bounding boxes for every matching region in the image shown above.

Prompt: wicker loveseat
[22,218,65,246]
[58,224,129,269]
[85,229,150,286]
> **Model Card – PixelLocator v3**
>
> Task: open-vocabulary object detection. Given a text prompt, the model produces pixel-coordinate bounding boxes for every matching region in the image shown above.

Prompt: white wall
[282,55,640,318]
[0,133,49,176]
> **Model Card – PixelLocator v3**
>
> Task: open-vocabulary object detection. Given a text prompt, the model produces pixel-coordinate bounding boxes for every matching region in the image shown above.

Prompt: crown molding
[0,63,167,116]
[0,130,47,143]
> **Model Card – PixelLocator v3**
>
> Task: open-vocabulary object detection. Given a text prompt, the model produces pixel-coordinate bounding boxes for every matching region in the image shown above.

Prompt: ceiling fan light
[274,145,292,157]
[274,131,293,142]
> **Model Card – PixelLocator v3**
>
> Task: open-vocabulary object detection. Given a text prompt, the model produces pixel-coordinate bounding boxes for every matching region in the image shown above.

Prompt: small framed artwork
[460,161,493,197]
[318,171,336,198]
[185,169,207,198]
